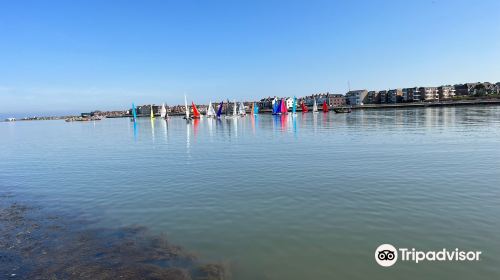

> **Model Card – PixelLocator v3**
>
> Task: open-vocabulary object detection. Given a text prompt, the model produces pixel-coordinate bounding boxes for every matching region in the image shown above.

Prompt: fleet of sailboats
[130,95,344,123]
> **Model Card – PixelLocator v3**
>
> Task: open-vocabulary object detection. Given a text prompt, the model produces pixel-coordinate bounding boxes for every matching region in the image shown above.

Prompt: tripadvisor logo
[375,244,398,267]
[375,244,482,267]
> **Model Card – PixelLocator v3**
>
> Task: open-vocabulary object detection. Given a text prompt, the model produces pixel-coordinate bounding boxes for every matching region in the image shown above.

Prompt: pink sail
[281,98,288,114]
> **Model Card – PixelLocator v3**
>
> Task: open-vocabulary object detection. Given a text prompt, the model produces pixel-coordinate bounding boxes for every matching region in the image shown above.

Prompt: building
[259,97,275,109]
[379,90,388,104]
[367,91,380,104]
[438,86,456,99]
[402,87,420,102]
[454,83,479,96]
[387,89,403,103]
[328,94,346,107]
[419,87,439,101]
[303,93,329,106]
[345,90,368,105]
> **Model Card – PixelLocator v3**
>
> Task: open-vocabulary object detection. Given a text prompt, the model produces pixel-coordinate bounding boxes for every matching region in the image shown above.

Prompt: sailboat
[184,95,190,120]
[160,103,167,119]
[131,103,137,122]
[254,102,259,115]
[313,98,318,113]
[250,103,254,115]
[239,102,246,116]
[292,97,297,115]
[192,102,201,119]
[225,100,238,119]
[272,99,281,115]
[150,105,155,119]
[301,101,308,113]
[322,100,329,112]
[216,101,223,118]
[280,98,287,114]
[207,101,216,118]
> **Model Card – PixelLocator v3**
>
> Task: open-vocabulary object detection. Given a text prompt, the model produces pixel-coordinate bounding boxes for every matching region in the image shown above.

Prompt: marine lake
[1,106,500,279]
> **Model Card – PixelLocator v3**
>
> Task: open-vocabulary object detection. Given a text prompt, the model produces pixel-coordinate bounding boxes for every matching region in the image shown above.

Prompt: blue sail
[132,103,137,121]
[273,99,281,115]
[292,97,297,114]
[254,102,259,114]
[217,101,223,118]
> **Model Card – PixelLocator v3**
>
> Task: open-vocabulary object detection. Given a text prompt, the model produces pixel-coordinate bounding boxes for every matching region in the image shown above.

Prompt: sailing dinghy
[192,102,201,119]
[207,101,216,118]
[216,101,223,118]
[160,103,167,119]
[184,95,191,121]
[239,102,246,116]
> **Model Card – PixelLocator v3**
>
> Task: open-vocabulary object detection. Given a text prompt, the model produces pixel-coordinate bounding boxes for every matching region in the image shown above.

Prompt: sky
[1,0,499,115]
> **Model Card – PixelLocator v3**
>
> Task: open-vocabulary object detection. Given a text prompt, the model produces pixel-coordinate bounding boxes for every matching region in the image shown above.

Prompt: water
[1,106,500,279]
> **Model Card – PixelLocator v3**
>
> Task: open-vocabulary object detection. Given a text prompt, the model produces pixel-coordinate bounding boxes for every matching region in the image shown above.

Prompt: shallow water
[2,106,500,279]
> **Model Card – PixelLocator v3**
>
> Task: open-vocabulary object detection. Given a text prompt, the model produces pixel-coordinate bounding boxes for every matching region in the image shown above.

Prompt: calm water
[2,106,500,279]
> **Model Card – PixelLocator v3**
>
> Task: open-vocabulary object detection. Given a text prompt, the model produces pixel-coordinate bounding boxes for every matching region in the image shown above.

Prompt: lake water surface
[1,106,500,279]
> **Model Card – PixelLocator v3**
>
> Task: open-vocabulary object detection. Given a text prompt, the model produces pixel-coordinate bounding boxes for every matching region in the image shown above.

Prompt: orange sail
[192,102,201,118]
[322,100,329,112]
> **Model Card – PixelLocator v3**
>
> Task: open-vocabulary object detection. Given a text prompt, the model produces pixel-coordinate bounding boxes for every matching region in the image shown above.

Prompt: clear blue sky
[1,0,499,114]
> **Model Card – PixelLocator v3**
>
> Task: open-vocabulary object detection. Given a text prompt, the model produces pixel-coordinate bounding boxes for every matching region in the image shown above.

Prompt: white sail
[207,101,216,117]
[313,98,318,113]
[160,103,167,118]
[233,101,237,116]
[184,95,189,119]
[239,102,246,116]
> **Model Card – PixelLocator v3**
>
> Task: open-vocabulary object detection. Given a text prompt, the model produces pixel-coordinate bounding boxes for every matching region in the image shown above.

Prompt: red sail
[322,100,329,112]
[301,102,308,112]
[281,98,287,114]
[192,102,201,118]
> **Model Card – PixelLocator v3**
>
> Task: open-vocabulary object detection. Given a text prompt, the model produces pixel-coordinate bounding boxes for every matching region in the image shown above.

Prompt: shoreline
[3,99,500,122]
[0,193,228,280]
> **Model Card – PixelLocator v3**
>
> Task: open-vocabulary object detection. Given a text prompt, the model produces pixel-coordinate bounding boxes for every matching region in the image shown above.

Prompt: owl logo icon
[375,244,398,267]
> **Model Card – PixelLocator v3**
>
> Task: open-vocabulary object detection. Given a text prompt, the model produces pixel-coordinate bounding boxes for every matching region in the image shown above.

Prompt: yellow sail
[150,105,155,119]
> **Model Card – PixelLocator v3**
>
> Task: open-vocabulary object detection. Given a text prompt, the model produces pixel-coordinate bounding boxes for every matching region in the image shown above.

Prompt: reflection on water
[1,106,500,280]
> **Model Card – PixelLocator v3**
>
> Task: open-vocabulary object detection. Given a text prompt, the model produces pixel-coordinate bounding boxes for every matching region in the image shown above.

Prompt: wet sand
[0,194,228,280]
